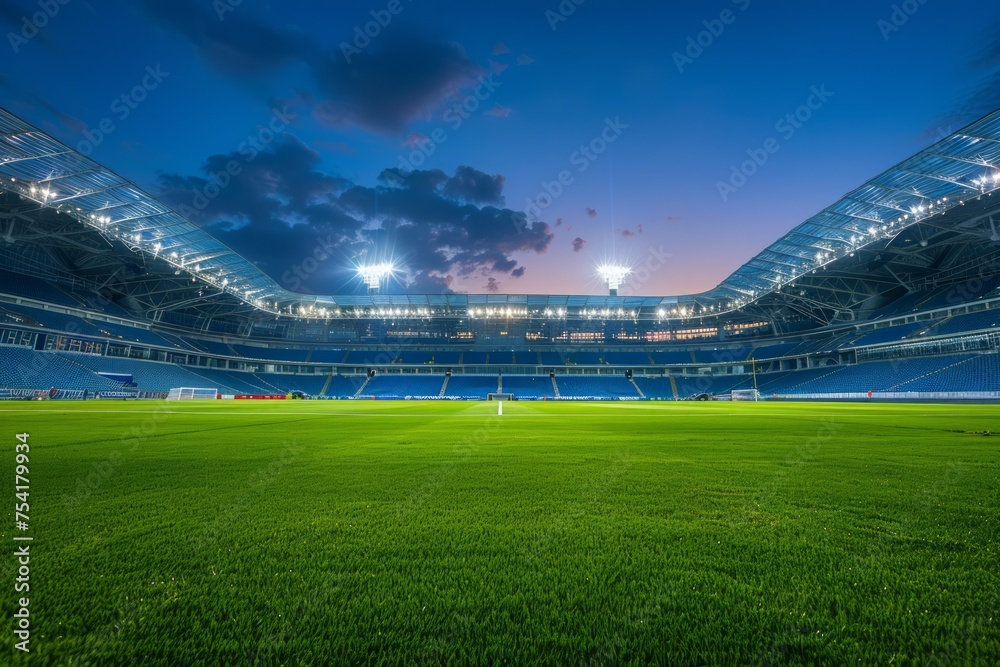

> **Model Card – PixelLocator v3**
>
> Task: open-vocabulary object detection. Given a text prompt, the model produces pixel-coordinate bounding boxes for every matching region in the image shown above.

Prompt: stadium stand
[893,352,1000,392]
[88,320,179,348]
[231,344,310,362]
[0,269,81,307]
[923,310,999,337]
[632,376,675,399]
[309,349,346,364]
[0,303,98,335]
[489,351,515,365]
[462,352,489,365]
[692,347,752,363]
[603,351,652,365]
[255,373,329,395]
[539,351,565,365]
[397,351,434,364]
[849,321,929,347]
[651,351,694,365]
[501,375,556,398]
[0,347,124,392]
[362,374,446,398]
[566,352,602,365]
[57,353,219,392]
[750,343,799,359]
[444,375,497,399]
[554,375,640,399]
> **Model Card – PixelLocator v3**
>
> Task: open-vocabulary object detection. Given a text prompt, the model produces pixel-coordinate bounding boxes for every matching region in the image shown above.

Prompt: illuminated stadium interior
[1,106,998,401]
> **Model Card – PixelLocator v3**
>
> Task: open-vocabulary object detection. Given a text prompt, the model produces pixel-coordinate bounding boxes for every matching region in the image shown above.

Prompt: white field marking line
[0,409,987,418]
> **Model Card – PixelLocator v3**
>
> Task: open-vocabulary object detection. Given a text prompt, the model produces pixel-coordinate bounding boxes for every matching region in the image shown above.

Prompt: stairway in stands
[439,374,450,397]
[551,375,560,397]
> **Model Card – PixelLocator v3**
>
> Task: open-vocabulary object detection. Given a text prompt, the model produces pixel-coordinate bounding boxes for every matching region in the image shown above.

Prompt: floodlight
[597,263,630,295]
[358,262,395,291]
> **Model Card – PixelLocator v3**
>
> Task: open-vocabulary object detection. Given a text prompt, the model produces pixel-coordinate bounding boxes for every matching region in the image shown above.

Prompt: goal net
[731,389,761,402]
[166,387,218,400]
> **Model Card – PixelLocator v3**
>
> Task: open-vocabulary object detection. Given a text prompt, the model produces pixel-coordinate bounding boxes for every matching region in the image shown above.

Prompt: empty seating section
[0,269,81,306]
[185,368,272,394]
[554,375,640,399]
[462,352,489,365]
[501,375,555,398]
[326,375,365,397]
[344,350,387,364]
[603,352,652,365]
[750,343,799,359]
[674,374,752,397]
[0,347,123,391]
[764,355,974,394]
[567,352,602,365]
[924,310,999,337]
[633,377,674,399]
[434,351,461,365]
[398,351,434,364]
[231,344,309,362]
[182,337,236,356]
[255,374,329,395]
[89,320,176,348]
[58,353,216,392]
[363,374,445,398]
[309,349,346,363]
[692,348,751,364]
[849,321,928,347]
[651,351,693,365]
[444,375,497,398]
[539,351,565,365]
[489,351,515,364]
[0,304,97,334]
[893,353,1000,392]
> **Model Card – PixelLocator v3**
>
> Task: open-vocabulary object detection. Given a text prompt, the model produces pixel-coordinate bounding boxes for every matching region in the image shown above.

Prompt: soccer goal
[166,387,218,400]
[731,388,761,402]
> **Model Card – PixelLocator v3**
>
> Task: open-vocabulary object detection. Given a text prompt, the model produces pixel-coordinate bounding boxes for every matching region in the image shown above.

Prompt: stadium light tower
[597,264,630,296]
[358,262,395,293]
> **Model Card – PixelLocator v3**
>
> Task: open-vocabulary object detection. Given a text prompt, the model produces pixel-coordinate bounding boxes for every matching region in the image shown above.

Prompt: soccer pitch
[2,400,998,665]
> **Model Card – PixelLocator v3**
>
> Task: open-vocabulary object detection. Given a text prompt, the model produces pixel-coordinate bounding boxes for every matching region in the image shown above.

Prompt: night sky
[3,0,1000,296]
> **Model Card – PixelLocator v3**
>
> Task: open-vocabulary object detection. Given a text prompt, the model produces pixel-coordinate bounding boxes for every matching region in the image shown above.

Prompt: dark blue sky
[3,0,999,296]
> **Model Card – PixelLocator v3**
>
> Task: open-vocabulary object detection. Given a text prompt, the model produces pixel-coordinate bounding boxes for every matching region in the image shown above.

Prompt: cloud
[517,54,535,66]
[484,277,500,292]
[665,215,682,221]
[155,135,551,294]
[555,218,564,227]
[489,59,509,75]
[572,237,586,252]
[402,132,430,149]
[137,0,482,134]
[620,224,643,238]
[485,105,512,118]
[492,42,510,55]
[586,207,597,218]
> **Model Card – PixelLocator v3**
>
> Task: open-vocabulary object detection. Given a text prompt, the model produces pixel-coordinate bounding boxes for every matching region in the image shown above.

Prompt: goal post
[166,387,218,400]
[731,388,761,402]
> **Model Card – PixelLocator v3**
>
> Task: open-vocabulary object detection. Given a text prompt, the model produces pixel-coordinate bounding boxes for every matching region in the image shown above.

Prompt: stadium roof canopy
[1,106,1000,323]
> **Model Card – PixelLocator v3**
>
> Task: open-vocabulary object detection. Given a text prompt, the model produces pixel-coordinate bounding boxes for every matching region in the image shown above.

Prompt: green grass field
[2,400,999,665]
